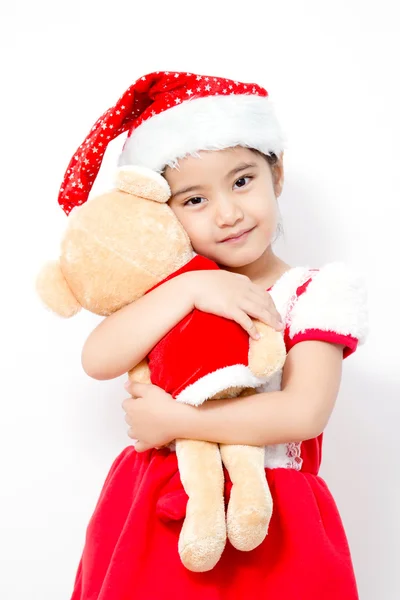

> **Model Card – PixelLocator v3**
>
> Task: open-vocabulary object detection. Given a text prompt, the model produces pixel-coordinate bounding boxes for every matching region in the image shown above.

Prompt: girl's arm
[177,341,344,445]
[123,262,366,449]
[124,340,344,449]
[81,274,194,380]
[82,270,283,381]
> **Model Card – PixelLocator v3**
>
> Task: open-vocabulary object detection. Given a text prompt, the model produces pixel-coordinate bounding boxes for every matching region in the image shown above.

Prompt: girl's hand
[183,270,283,340]
[122,381,178,452]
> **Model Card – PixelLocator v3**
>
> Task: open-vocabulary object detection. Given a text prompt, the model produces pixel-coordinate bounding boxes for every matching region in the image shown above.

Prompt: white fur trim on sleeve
[288,262,369,344]
[269,266,314,323]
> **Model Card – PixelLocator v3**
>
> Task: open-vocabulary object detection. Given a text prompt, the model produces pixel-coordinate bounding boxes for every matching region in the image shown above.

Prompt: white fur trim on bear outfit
[175,364,268,407]
[288,262,369,344]
[119,95,286,173]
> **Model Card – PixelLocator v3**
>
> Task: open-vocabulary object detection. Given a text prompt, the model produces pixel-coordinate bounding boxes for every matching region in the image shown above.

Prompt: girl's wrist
[172,401,198,440]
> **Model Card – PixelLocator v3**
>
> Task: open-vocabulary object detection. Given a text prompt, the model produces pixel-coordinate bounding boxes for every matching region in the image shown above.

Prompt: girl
[59,71,368,599]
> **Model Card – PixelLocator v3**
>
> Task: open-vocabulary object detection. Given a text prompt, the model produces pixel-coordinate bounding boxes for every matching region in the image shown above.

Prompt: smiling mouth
[219,227,255,243]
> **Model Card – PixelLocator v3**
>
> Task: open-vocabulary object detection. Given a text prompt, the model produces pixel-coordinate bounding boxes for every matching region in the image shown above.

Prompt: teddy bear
[36,165,287,573]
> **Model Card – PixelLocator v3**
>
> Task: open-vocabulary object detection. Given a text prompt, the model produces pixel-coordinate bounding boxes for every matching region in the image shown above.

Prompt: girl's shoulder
[269,262,369,358]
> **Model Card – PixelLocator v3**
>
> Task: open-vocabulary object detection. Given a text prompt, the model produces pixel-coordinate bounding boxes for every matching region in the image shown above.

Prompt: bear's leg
[220,443,272,551]
[176,439,226,572]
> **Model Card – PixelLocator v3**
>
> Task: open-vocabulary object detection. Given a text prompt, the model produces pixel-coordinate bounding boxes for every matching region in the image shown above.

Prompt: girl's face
[165,146,284,268]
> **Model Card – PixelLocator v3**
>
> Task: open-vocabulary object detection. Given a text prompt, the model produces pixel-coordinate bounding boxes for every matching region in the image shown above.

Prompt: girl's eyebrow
[171,183,204,198]
[171,162,258,198]
[226,162,258,179]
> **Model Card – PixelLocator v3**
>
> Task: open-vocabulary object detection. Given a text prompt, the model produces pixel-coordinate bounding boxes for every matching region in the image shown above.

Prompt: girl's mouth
[219,227,255,244]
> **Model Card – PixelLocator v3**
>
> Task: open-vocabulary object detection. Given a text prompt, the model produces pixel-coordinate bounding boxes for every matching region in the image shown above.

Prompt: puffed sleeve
[286,262,369,358]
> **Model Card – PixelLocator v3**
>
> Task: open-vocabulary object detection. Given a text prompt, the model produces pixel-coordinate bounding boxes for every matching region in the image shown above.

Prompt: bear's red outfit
[70,263,367,600]
[147,255,272,406]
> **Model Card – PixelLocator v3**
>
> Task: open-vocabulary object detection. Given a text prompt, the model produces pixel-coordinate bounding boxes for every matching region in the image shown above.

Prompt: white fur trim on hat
[119,94,286,172]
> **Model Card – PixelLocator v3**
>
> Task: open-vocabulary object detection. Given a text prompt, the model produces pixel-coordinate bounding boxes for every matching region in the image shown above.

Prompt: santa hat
[58,70,286,215]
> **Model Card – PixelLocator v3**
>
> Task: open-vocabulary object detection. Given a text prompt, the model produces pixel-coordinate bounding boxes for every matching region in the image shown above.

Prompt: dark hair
[163,148,279,174]
[250,148,279,166]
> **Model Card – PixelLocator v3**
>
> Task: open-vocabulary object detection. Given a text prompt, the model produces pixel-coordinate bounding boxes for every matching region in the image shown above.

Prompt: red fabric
[147,255,252,402]
[69,269,360,599]
[287,330,359,358]
[70,444,358,600]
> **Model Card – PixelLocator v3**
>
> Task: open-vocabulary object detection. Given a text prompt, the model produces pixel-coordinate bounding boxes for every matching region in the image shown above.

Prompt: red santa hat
[58,70,286,215]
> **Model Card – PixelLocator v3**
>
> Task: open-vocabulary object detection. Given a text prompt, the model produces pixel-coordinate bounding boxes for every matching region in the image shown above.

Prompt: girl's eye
[234,176,252,189]
[184,196,206,206]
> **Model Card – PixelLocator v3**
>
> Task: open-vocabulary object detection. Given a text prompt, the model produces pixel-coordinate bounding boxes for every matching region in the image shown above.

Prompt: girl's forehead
[166,147,259,181]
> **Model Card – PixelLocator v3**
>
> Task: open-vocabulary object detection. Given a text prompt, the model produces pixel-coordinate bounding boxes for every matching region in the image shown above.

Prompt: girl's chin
[213,246,270,268]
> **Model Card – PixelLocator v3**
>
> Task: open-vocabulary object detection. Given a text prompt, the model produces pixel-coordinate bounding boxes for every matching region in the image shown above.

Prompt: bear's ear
[115,166,171,203]
[36,261,82,318]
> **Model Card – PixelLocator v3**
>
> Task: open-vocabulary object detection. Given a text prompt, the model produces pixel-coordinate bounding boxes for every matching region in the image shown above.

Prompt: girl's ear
[36,261,82,318]
[272,152,285,198]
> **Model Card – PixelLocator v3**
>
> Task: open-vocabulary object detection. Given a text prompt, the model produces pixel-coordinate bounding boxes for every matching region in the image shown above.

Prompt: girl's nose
[215,198,244,227]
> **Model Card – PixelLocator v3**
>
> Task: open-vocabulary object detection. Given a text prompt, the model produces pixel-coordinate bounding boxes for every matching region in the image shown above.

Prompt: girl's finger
[127,427,137,440]
[258,310,284,331]
[233,272,250,281]
[250,285,270,301]
[231,310,260,340]
[264,302,283,326]
[129,381,152,396]
[122,397,133,412]
[241,301,283,331]
[250,288,283,322]
[251,286,280,319]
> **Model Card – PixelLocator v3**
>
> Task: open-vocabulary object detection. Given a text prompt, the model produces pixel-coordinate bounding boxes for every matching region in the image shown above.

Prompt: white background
[1,1,399,598]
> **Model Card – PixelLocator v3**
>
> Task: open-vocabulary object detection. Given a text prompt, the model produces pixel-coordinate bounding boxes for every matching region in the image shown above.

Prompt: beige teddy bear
[36,166,286,573]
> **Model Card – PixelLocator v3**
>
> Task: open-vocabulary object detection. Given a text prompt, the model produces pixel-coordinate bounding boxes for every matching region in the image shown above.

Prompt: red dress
[70,263,368,600]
